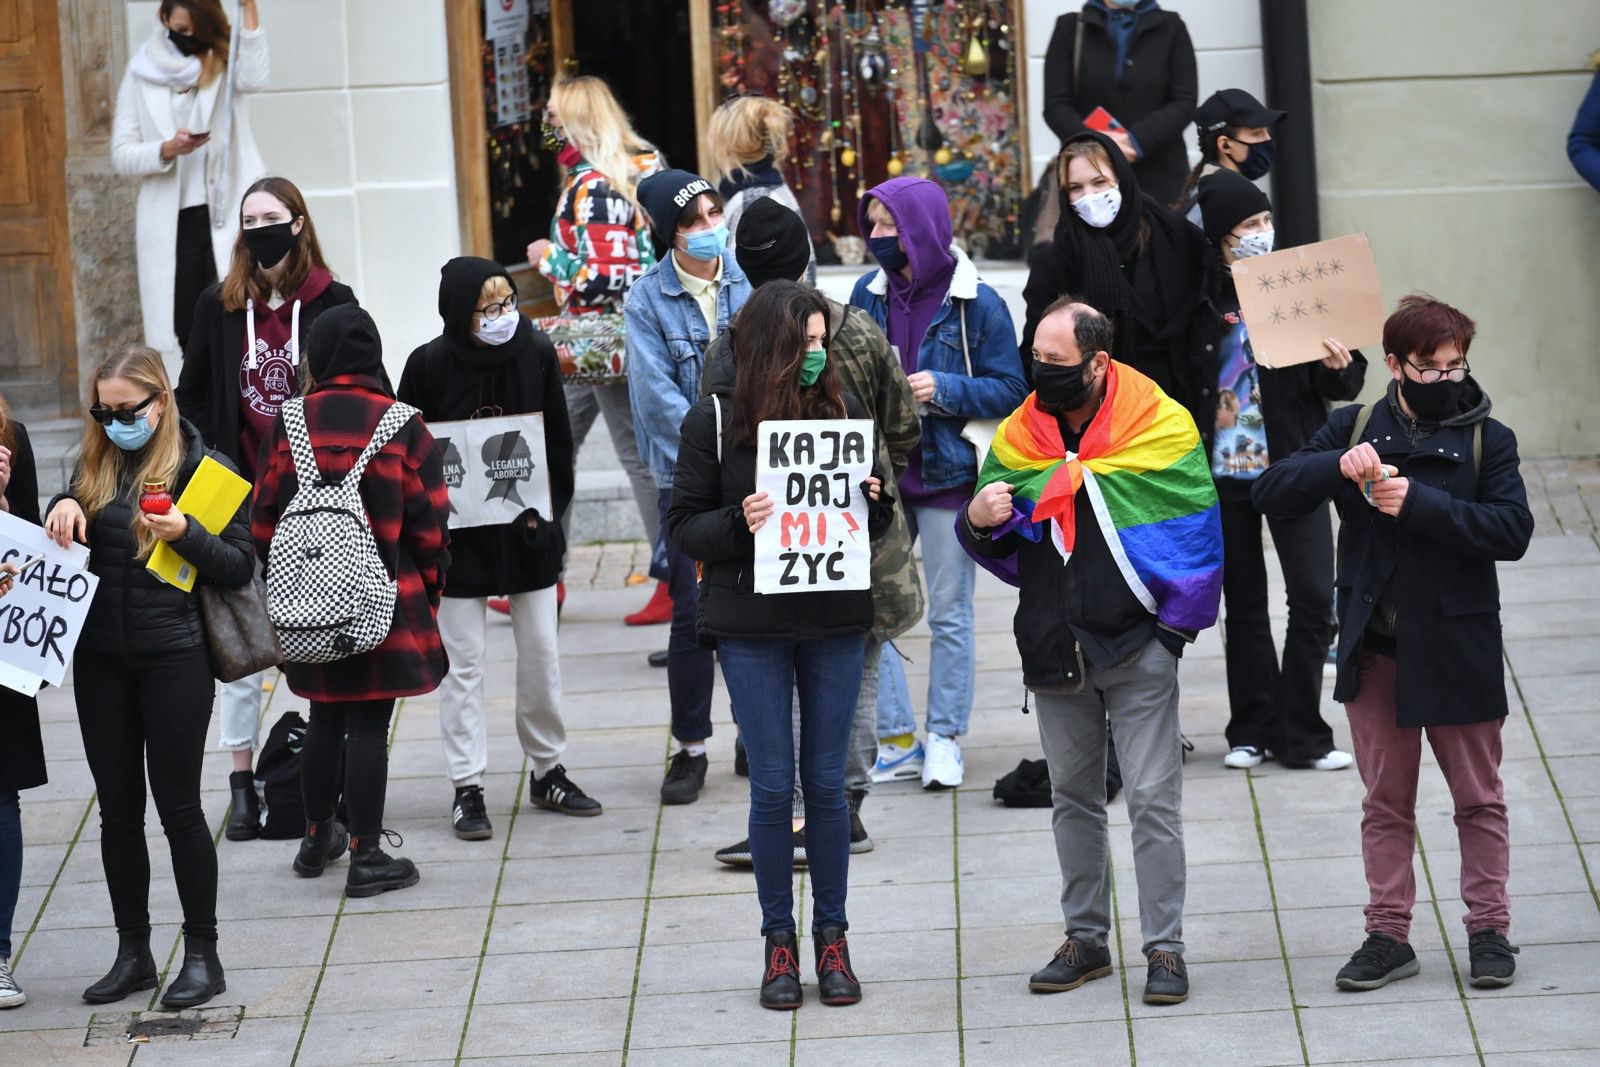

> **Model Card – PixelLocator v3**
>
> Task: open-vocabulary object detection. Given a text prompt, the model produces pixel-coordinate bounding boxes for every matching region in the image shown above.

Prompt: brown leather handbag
[197,575,283,682]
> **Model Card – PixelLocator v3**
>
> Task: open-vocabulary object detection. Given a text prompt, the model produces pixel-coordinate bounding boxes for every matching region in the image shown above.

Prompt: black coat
[1251,388,1534,727]
[0,422,45,792]
[175,278,359,468]
[1043,6,1199,207]
[666,393,894,645]
[59,419,256,659]
[396,257,575,597]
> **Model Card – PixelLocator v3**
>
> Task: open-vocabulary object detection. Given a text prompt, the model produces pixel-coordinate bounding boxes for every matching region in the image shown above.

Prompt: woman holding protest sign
[667,280,894,1011]
[399,256,600,842]
[176,174,357,842]
[0,396,42,1009]
[44,344,255,1009]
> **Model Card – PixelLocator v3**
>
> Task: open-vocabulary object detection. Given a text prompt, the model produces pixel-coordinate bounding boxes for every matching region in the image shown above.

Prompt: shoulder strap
[1347,403,1374,449]
[958,300,973,377]
[711,394,723,464]
[1473,420,1482,475]
[342,401,420,488]
[1072,15,1084,98]
[280,397,322,488]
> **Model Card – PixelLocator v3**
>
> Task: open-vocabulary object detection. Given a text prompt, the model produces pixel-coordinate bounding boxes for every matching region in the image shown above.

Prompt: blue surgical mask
[869,235,909,272]
[679,222,729,262]
[105,415,157,452]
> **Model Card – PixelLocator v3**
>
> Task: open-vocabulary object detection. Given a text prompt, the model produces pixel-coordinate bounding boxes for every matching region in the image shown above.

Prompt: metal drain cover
[85,1006,244,1046]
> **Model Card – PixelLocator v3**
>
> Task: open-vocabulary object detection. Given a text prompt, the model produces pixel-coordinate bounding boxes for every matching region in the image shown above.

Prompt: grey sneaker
[0,956,24,1009]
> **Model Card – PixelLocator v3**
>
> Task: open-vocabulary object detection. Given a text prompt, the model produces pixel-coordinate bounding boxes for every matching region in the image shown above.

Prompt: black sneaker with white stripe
[713,829,808,868]
[452,785,492,841]
[529,765,603,816]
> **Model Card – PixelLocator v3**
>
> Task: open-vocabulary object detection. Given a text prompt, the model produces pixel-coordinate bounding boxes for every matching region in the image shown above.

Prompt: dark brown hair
[160,0,231,86]
[1382,293,1477,362]
[729,281,843,446]
[221,176,331,312]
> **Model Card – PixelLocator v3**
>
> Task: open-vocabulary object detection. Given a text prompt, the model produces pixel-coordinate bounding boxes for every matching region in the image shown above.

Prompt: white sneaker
[870,739,925,783]
[922,734,964,790]
[1311,749,1353,771]
[0,956,24,1009]
[1223,745,1266,769]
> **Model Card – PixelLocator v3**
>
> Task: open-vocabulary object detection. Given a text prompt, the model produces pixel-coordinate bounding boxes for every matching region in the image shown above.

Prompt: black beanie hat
[734,198,811,289]
[1195,169,1272,248]
[636,168,715,258]
[305,304,395,396]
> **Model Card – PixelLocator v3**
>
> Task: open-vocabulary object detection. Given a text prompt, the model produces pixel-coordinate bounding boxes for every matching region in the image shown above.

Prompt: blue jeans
[719,634,865,935]
[0,791,20,959]
[877,504,975,739]
[659,489,715,742]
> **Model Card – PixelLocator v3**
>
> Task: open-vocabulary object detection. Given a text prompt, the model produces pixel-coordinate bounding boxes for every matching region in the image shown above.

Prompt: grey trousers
[1034,637,1186,957]
[790,634,880,815]
[562,381,661,545]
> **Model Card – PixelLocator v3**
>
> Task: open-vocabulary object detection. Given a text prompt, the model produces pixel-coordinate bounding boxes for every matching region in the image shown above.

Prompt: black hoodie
[397,257,574,597]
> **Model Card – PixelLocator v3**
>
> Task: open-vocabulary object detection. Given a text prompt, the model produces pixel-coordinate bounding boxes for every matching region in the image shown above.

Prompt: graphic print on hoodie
[238,265,334,480]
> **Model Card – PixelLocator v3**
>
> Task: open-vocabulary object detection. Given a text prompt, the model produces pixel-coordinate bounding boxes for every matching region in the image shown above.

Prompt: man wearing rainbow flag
[958,297,1222,1007]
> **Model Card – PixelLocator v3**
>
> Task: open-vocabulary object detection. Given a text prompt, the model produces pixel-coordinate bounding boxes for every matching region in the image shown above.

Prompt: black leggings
[301,699,395,839]
[174,204,217,347]
[75,646,218,941]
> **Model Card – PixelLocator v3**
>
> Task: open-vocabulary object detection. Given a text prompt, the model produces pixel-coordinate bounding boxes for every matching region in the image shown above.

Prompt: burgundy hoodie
[239,265,333,479]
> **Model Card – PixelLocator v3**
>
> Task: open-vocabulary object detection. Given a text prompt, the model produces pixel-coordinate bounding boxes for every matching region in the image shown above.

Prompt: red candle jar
[139,480,172,515]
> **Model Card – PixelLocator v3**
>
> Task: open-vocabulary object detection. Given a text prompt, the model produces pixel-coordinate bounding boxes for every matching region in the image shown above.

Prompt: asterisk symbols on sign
[1290,302,1308,319]
[1269,306,1286,325]
[1328,259,1344,275]
[1257,274,1276,292]
[1296,267,1313,284]
[1312,262,1329,278]
[1279,270,1295,287]
[1313,298,1330,314]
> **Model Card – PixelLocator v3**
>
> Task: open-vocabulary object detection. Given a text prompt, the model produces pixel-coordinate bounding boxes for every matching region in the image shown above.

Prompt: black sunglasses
[89,391,161,426]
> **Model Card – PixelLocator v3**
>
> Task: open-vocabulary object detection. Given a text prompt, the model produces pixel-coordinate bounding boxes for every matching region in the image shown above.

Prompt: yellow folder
[145,456,252,592]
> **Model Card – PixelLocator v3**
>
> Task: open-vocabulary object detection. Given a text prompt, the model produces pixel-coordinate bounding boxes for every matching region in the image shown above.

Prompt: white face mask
[1232,228,1275,259]
[1072,187,1122,229]
[477,312,519,346]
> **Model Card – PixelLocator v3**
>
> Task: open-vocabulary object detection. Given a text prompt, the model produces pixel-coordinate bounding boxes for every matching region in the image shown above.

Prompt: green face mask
[799,347,827,387]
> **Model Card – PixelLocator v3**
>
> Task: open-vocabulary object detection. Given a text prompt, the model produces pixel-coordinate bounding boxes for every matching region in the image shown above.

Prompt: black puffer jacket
[666,391,895,645]
[60,419,256,657]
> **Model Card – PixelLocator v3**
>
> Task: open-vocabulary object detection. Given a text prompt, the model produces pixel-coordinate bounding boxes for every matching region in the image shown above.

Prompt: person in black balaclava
[398,257,598,841]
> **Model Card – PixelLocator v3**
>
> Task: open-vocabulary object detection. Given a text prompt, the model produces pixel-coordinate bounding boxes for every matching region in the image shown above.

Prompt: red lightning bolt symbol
[843,512,860,542]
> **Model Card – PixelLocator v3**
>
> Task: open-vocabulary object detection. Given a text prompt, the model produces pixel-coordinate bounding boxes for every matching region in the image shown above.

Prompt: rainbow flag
[968,361,1223,632]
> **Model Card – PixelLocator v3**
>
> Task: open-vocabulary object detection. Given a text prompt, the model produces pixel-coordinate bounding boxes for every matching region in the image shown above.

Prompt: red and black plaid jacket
[251,375,452,702]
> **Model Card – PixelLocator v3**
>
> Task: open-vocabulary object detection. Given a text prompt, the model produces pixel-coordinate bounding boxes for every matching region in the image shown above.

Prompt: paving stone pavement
[2,458,1598,1065]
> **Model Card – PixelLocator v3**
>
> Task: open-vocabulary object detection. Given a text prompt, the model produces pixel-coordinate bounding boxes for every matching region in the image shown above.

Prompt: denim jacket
[848,247,1027,490]
[624,249,751,489]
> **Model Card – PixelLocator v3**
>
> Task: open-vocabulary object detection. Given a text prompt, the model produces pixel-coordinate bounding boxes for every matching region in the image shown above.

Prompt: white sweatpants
[219,671,266,751]
[436,588,565,787]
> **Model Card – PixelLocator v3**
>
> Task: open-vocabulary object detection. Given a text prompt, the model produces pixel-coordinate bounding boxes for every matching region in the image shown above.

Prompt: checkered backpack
[266,397,419,663]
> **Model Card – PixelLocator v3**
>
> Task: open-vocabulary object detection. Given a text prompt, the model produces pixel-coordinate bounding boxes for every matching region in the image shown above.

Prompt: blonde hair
[548,75,655,210]
[706,96,793,187]
[74,345,185,561]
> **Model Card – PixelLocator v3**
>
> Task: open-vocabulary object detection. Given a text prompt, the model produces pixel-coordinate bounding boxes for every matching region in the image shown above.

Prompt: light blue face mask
[105,415,157,452]
[679,222,729,263]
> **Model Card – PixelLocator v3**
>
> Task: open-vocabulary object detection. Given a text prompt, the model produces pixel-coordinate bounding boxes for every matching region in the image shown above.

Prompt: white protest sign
[0,510,99,697]
[429,413,552,530]
[753,419,874,595]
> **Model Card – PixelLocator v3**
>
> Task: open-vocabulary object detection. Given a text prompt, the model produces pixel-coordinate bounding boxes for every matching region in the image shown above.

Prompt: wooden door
[0,0,76,416]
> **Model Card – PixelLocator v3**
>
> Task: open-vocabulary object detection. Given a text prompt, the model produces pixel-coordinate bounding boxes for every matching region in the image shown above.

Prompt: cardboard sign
[753,419,874,595]
[0,511,100,697]
[428,413,552,530]
[1230,233,1386,368]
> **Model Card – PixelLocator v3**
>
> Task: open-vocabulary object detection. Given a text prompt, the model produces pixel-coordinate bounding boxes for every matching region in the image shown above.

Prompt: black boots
[293,818,350,878]
[82,930,158,1004]
[346,832,419,898]
[814,926,862,1006]
[760,932,803,1010]
[160,935,226,1008]
[224,771,261,841]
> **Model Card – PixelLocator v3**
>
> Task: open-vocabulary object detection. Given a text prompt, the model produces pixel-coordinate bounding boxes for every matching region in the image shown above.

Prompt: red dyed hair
[1382,293,1477,362]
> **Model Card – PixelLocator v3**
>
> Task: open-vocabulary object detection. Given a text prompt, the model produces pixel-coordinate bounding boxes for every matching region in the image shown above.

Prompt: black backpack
[992,729,1127,808]
[255,711,346,839]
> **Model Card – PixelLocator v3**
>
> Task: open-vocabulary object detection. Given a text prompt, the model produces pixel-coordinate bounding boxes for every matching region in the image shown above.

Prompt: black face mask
[242,222,299,270]
[168,29,205,57]
[1400,375,1465,422]
[1229,138,1275,180]
[1033,359,1094,413]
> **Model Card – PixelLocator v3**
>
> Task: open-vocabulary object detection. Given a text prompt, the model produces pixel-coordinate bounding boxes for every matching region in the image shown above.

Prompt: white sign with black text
[752,419,873,595]
[0,511,100,697]
[429,413,552,530]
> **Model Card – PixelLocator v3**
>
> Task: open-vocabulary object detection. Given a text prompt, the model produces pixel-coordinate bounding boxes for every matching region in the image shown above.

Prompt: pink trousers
[1344,651,1511,942]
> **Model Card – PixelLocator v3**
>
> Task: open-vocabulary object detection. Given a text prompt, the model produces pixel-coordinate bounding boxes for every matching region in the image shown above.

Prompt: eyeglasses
[1404,358,1469,384]
[476,294,518,321]
[89,392,160,426]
